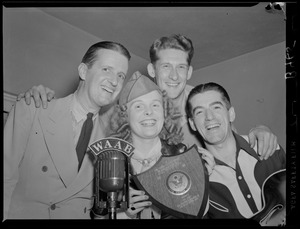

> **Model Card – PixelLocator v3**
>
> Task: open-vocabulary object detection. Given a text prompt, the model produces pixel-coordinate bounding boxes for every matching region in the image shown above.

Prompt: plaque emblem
[132,145,209,218]
[166,171,191,195]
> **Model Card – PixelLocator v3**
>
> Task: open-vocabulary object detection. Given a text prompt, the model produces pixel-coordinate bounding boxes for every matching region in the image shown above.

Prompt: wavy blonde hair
[108,90,183,145]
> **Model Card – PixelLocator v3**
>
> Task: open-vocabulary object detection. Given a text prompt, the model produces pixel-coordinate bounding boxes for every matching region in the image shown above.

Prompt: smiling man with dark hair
[186,82,286,223]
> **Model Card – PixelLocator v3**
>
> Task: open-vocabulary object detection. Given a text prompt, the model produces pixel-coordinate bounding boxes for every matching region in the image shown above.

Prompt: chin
[165,92,180,100]
[207,137,225,145]
[143,131,160,138]
[97,100,112,107]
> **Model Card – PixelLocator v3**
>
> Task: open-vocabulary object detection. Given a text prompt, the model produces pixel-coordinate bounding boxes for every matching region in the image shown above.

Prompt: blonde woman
[106,71,213,219]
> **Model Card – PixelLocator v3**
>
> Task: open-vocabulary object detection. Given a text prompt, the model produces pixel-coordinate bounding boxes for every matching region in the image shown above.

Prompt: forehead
[156,49,188,63]
[190,90,223,107]
[128,90,162,105]
[94,49,128,70]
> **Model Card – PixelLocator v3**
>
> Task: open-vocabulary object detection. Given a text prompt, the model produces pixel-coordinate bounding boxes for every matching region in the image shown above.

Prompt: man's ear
[187,65,193,80]
[229,106,236,123]
[147,63,156,79]
[188,118,197,132]
[78,63,87,81]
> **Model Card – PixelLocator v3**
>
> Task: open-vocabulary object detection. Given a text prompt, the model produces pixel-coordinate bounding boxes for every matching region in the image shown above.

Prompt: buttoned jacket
[4,94,108,219]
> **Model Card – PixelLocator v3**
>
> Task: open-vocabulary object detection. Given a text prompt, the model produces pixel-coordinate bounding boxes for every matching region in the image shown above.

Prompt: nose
[144,106,153,116]
[205,109,214,120]
[169,67,179,81]
[108,74,118,87]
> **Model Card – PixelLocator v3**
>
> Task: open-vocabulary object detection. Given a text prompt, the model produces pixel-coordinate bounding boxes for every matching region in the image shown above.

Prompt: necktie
[76,112,93,170]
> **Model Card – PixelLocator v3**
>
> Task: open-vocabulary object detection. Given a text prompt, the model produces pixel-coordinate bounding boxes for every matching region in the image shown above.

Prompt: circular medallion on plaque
[166,171,191,195]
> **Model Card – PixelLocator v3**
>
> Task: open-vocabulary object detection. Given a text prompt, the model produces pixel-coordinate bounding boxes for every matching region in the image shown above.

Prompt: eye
[162,64,170,69]
[152,102,161,108]
[178,65,187,69]
[194,109,203,116]
[135,104,144,110]
[213,105,221,110]
[118,73,126,80]
[103,67,110,72]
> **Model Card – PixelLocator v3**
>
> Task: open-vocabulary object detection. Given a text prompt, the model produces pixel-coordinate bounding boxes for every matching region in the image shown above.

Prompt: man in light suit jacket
[4,41,131,219]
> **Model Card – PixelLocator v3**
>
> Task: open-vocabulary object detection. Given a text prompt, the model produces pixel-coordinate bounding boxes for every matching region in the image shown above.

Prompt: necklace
[131,154,161,168]
[131,140,162,170]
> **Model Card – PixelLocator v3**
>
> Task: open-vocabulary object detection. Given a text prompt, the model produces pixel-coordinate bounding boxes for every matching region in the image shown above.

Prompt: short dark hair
[186,82,231,118]
[149,34,194,65]
[82,41,131,68]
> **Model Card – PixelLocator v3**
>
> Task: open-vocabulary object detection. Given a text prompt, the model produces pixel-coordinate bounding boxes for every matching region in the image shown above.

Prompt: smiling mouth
[206,124,220,130]
[101,86,114,94]
[140,119,156,127]
[165,82,180,87]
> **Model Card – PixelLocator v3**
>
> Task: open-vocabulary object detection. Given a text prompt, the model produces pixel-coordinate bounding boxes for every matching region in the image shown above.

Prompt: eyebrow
[131,99,162,105]
[192,101,224,114]
[160,62,188,66]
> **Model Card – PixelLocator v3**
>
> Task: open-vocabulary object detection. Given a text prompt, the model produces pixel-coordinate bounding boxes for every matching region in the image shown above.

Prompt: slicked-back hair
[149,34,194,65]
[186,82,232,119]
[81,41,131,69]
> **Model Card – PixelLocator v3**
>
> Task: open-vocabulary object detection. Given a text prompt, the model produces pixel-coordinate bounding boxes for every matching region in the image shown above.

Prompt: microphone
[96,151,129,219]
[98,151,126,192]
[89,138,134,219]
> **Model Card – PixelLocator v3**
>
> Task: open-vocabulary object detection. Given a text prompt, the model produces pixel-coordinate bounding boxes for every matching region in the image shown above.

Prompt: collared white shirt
[70,94,98,146]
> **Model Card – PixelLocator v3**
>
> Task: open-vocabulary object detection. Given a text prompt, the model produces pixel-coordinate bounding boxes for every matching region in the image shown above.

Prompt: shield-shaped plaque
[132,144,208,218]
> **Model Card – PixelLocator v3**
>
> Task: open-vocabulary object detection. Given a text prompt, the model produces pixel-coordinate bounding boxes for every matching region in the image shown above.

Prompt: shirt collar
[234,132,260,161]
[213,132,260,166]
[71,94,98,123]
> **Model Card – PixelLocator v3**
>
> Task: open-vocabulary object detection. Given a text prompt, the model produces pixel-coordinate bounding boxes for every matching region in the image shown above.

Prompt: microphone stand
[107,192,118,219]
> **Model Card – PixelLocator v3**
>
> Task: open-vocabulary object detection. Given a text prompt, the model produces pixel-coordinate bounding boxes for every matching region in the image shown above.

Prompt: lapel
[39,95,78,187]
[39,96,109,202]
[53,115,107,203]
[53,152,95,203]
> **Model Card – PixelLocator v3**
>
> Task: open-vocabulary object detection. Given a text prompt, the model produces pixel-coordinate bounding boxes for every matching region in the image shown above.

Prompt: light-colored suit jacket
[4,94,109,219]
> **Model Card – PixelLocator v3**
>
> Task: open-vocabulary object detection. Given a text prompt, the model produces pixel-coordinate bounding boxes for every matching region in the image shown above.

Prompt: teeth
[102,86,113,93]
[206,124,220,130]
[141,119,156,126]
[166,82,180,87]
